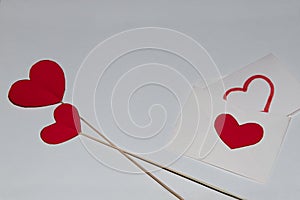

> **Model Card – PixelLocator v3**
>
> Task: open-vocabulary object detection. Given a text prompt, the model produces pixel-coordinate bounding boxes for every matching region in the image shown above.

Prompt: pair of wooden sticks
[79,116,244,200]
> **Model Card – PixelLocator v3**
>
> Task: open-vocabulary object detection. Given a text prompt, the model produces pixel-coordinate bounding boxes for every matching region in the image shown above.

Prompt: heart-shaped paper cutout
[223,74,274,113]
[8,60,65,107]
[214,114,264,149]
[41,103,81,145]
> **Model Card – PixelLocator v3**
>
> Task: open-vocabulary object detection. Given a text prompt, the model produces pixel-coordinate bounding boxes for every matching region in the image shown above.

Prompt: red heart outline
[223,74,275,113]
[40,103,81,145]
[8,60,65,107]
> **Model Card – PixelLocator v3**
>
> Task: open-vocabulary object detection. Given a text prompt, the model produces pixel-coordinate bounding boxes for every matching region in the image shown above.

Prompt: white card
[168,54,300,182]
[219,54,300,116]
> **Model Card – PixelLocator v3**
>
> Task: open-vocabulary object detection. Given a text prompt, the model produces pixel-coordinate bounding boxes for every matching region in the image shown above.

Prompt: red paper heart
[8,60,65,107]
[41,104,81,145]
[214,114,264,149]
[223,74,274,113]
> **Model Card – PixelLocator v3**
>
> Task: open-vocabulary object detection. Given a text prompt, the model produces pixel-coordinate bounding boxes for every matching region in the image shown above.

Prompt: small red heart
[8,60,65,107]
[214,114,264,149]
[41,104,81,145]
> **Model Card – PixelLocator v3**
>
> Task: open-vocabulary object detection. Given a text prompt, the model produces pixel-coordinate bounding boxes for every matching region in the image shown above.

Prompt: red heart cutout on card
[223,74,274,113]
[41,104,81,145]
[214,114,264,149]
[8,60,65,107]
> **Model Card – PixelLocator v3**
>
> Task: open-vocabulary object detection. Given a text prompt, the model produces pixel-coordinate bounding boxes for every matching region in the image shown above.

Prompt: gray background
[1,0,300,199]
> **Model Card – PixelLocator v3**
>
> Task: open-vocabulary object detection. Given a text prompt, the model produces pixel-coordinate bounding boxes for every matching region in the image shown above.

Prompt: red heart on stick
[41,104,81,145]
[214,114,264,149]
[8,60,65,107]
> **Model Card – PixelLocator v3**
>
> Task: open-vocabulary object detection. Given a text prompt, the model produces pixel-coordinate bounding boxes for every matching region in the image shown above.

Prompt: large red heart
[41,103,81,145]
[8,60,65,107]
[214,114,264,149]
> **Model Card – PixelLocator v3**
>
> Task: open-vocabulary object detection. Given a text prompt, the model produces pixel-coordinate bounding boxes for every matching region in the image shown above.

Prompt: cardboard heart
[8,60,65,107]
[214,114,264,149]
[41,103,81,145]
[223,74,274,113]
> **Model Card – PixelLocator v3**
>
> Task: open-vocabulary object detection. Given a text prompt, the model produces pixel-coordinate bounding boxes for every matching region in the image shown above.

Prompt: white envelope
[168,54,300,182]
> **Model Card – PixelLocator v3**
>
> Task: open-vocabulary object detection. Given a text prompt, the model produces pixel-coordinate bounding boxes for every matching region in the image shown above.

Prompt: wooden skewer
[79,132,244,200]
[79,117,184,200]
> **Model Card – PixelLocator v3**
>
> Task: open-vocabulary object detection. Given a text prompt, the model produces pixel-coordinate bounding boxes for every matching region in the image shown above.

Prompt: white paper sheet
[169,54,300,182]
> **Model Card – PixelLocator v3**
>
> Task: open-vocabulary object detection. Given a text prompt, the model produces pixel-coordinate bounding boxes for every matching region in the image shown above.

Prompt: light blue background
[1,1,300,199]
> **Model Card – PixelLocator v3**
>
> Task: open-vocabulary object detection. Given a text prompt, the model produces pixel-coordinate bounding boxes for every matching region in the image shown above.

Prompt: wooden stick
[79,132,244,200]
[80,117,184,200]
